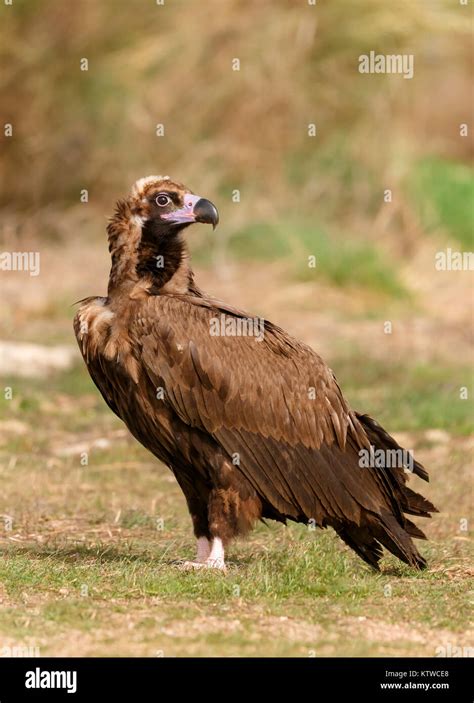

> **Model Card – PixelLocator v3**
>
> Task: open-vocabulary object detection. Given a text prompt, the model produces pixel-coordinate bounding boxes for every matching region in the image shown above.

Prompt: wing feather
[134,295,391,524]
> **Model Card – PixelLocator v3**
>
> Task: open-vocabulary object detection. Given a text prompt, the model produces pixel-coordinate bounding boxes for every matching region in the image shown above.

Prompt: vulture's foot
[180,537,226,571]
[180,558,227,572]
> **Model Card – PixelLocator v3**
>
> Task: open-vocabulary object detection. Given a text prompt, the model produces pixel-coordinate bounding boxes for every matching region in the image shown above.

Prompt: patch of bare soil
[342,616,473,653]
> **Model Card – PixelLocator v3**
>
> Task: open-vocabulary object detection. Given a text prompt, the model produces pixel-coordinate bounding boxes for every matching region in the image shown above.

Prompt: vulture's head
[107,176,219,293]
[127,175,219,233]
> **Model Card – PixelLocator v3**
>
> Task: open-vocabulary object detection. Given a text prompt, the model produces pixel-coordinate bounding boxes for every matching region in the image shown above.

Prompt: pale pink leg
[181,537,226,572]
[196,536,211,563]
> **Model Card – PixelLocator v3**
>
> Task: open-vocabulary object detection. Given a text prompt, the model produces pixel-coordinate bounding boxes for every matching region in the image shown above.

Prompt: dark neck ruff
[136,220,194,294]
[107,205,201,298]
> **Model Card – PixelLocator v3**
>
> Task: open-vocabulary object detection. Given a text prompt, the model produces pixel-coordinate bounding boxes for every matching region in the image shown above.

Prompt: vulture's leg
[181,488,230,571]
[195,536,211,562]
[182,523,214,569]
[172,469,215,569]
[180,461,261,572]
[181,541,224,571]
[203,482,262,571]
[205,489,231,570]
[181,537,213,570]
[206,536,226,570]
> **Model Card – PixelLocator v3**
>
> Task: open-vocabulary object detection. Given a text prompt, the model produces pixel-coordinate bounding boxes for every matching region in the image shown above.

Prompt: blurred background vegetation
[0,0,472,415]
[1,0,472,283]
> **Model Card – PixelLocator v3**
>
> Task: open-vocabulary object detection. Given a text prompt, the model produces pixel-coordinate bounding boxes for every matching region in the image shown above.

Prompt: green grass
[332,356,473,435]
[0,365,109,432]
[409,156,474,249]
[0,333,471,656]
[197,221,406,297]
[0,525,470,656]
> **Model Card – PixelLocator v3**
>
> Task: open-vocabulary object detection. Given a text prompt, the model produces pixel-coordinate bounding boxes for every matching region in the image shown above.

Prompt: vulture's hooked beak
[162,194,219,230]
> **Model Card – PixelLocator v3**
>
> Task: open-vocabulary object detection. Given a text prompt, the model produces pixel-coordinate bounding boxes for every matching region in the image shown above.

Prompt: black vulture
[74,176,437,571]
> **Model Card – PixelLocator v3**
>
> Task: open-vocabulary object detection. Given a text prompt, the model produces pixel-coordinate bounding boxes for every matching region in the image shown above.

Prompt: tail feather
[404,518,428,540]
[337,514,427,571]
[336,525,383,569]
[336,413,438,569]
[357,413,429,482]
[402,485,438,517]
[376,511,427,569]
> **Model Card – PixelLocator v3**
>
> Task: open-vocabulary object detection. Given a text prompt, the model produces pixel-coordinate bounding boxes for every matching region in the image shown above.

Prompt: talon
[179,559,226,572]
[204,558,227,572]
[179,560,207,571]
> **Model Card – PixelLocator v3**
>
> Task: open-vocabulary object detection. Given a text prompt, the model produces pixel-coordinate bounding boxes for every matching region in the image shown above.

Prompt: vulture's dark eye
[155,193,171,207]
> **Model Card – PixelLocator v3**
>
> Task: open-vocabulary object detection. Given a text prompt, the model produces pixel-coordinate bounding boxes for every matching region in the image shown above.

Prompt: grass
[332,356,473,436]
[409,157,474,249]
[0,520,470,656]
[0,519,471,656]
[0,349,472,656]
[0,529,468,615]
[197,221,407,297]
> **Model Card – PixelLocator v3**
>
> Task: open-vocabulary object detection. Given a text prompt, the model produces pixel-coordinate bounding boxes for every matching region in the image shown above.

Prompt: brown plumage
[74,175,437,572]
